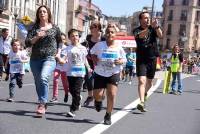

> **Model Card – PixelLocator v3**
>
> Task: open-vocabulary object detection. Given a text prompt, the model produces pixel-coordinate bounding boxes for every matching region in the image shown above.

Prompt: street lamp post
[151,0,155,22]
[12,7,20,39]
[13,13,18,39]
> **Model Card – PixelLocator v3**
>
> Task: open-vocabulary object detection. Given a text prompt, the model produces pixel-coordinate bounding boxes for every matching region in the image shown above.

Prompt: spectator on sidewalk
[170,44,183,95]
[0,28,12,81]
[25,5,62,116]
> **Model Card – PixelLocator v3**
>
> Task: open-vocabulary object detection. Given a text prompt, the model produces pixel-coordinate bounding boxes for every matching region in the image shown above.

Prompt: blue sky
[92,0,164,17]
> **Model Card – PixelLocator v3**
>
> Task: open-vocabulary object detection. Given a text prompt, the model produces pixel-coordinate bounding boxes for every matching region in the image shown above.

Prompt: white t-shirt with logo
[90,41,126,77]
[55,44,68,72]
[65,44,88,77]
[8,50,28,74]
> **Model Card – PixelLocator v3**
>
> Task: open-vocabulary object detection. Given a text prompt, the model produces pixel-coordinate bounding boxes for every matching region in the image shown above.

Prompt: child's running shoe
[83,96,93,106]
[50,97,58,103]
[66,110,76,117]
[94,100,102,112]
[64,94,68,103]
[7,97,14,102]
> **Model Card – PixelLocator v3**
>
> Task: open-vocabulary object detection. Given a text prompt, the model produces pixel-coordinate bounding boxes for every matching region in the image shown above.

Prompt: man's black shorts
[136,58,156,79]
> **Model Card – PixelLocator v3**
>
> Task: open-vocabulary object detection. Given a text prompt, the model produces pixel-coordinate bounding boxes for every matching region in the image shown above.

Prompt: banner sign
[114,36,137,48]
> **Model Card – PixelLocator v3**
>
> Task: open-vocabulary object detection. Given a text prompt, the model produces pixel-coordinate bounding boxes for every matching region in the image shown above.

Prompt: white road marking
[197,80,200,82]
[83,79,162,134]
[23,83,35,86]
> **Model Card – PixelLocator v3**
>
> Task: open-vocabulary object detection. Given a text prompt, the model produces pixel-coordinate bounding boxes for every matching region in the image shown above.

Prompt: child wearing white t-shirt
[50,33,69,103]
[6,39,29,102]
[65,29,91,117]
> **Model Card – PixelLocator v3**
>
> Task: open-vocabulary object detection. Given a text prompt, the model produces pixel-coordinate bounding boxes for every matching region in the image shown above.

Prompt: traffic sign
[21,15,32,25]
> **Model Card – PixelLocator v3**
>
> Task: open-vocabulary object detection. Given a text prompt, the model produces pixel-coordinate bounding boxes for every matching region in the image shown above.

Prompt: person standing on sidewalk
[50,33,69,103]
[0,28,12,81]
[81,21,105,106]
[133,11,162,112]
[170,44,183,95]
[6,39,29,102]
[90,25,126,125]
[25,5,62,116]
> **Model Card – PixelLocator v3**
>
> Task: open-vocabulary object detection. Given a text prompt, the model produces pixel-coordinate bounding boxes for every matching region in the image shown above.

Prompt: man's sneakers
[137,102,147,112]
[104,112,111,125]
[66,110,76,117]
[83,96,93,106]
[94,100,102,112]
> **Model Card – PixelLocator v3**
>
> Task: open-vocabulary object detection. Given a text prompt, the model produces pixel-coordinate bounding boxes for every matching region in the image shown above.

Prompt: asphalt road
[0,71,199,134]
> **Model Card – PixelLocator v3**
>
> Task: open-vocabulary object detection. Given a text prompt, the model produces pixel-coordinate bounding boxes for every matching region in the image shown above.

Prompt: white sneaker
[66,111,76,117]
[128,81,132,85]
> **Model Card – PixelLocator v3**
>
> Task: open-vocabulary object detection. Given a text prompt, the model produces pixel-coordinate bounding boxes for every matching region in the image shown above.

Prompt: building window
[180,10,187,21]
[182,0,189,5]
[195,11,200,21]
[198,0,200,6]
[194,25,199,37]
[168,10,173,21]
[166,39,171,50]
[167,24,172,35]
[179,24,186,36]
[36,0,42,5]
[169,0,174,6]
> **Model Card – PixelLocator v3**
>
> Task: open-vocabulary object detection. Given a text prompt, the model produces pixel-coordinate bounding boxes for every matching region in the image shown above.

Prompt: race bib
[71,65,86,76]
[101,51,118,70]
[10,59,22,73]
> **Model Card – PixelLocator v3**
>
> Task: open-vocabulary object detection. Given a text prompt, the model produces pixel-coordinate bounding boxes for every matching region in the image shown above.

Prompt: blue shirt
[126,52,136,66]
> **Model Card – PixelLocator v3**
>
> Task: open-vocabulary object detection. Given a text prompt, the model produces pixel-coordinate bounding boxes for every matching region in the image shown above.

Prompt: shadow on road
[46,117,99,124]
[183,90,200,94]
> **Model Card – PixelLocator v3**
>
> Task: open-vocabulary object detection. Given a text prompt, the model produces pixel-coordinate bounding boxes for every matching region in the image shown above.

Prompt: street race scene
[0,0,200,134]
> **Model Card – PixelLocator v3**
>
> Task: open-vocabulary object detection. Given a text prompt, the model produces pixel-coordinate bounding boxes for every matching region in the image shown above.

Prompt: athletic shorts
[136,58,156,79]
[93,73,120,89]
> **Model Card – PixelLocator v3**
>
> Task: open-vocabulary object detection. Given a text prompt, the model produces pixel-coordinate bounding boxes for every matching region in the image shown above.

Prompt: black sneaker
[18,85,22,88]
[104,112,111,125]
[94,100,102,112]
[64,94,68,103]
[137,102,147,112]
[66,110,76,117]
[83,96,93,106]
[7,97,14,102]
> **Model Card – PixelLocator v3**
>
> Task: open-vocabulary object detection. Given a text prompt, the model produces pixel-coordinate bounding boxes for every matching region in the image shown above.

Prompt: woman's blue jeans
[30,56,56,104]
[171,72,183,93]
